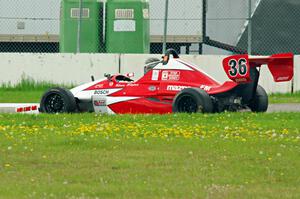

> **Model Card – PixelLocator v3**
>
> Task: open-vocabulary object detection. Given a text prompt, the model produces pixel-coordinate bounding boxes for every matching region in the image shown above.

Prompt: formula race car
[40,49,294,114]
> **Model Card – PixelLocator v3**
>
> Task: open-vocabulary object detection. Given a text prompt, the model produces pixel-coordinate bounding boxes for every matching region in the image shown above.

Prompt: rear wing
[222,53,294,83]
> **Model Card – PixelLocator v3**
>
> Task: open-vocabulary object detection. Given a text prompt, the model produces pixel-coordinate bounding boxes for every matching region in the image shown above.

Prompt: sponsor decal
[16,105,38,113]
[276,76,289,81]
[94,90,109,95]
[127,83,139,87]
[94,84,104,89]
[109,82,114,86]
[148,85,156,91]
[94,99,106,106]
[162,71,180,81]
[227,58,248,77]
[167,85,190,91]
[200,85,212,92]
[162,71,168,80]
[116,84,126,87]
[151,70,159,80]
[235,78,248,83]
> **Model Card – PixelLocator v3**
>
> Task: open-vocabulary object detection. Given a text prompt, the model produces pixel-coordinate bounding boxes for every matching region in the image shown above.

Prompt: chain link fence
[0,0,60,52]
[149,0,203,54]
[0,0,299,55]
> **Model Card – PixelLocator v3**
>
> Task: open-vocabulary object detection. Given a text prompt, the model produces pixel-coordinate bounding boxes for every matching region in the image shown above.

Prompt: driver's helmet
[144,57,160,74]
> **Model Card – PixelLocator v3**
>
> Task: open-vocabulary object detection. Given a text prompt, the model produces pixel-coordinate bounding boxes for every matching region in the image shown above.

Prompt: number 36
[228,58,248,77]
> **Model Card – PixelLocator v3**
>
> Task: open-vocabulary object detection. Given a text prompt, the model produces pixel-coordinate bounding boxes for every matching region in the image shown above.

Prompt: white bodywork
[69,77,140,114]
[70,78,106,99]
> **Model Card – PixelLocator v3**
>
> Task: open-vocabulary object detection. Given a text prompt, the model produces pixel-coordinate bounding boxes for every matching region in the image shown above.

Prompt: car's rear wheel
[40,87,77,113]
[172,88,213,113]
[249,85,268,112]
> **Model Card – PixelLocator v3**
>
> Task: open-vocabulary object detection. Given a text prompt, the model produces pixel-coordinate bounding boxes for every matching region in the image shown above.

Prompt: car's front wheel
[172,88,213,113]
[40,87,77,113]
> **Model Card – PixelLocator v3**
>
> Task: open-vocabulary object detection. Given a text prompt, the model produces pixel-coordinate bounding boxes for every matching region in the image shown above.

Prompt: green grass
[0,78,73,103]
[0,77,71,91]
[0,113,299,198]
[269,92,300,104]
[0,91,43,103]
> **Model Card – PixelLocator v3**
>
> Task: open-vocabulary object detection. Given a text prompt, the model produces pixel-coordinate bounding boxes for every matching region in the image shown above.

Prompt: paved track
[267,103,300,113]
[0,103,299,114]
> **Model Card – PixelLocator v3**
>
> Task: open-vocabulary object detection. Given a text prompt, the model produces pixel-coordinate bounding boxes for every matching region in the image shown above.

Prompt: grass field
[0,113,299,198]
[0,78,73,103]
[269,92,300,104]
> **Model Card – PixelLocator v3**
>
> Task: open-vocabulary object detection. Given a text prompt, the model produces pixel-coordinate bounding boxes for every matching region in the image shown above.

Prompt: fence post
[248,0,252,55]
[200,0,207,54]
[163,0,169,54]
[77,0,83,53]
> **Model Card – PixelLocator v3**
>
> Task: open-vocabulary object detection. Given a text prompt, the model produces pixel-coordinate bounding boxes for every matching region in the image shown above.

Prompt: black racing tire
[40,87,77,113]
[172,88,213,113]
[249,85,268,112]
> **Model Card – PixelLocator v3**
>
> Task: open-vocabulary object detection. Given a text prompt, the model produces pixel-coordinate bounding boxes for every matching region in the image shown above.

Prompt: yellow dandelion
[4,163,11,167]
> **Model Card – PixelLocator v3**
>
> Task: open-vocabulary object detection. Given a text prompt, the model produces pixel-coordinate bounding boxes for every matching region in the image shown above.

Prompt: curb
[0,103,40,114]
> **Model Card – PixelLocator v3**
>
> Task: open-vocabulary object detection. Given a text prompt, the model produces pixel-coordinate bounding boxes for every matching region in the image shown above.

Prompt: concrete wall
[0,53,298,93]
[0,53,119,85]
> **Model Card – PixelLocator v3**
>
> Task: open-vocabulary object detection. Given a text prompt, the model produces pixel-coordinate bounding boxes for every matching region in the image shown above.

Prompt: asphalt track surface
[267,104,300,113]
[0,103,300,113]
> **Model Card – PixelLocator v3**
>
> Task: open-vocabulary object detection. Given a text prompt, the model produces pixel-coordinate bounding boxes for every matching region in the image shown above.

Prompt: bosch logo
[94,90,109,95]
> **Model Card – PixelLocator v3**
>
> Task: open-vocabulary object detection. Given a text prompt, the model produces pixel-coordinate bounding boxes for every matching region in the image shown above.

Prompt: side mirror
[104,73,112,81]
[125,72,135,78]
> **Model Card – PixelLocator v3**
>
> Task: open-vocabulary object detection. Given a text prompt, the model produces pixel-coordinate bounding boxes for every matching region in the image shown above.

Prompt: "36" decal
[228,58,248,77]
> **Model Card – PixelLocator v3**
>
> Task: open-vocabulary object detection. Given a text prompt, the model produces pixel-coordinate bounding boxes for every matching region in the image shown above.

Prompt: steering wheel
[162,49,179,65]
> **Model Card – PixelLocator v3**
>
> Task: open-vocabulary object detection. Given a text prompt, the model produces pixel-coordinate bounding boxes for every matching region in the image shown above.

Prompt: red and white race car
[40,49,294,114]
